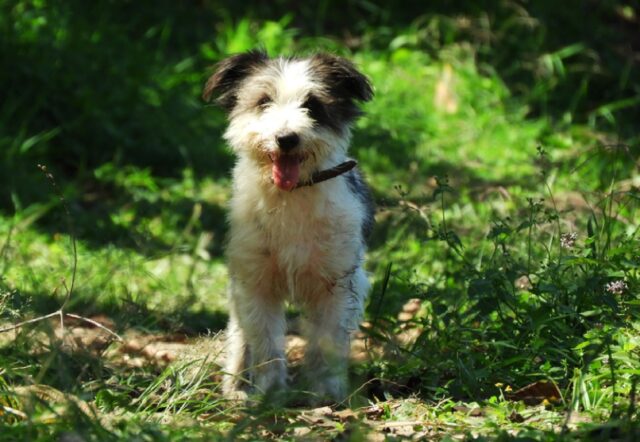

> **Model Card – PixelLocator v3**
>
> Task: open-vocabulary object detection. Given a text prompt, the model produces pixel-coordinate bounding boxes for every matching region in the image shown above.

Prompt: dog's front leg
[223,278,287,399]
[303,266,369,403]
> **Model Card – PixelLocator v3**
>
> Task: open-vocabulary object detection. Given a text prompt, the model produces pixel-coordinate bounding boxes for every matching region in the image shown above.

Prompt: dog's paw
[222,373,253,403]
[254,360,287,394]
[310,375,347,405]
[224,388,250,402]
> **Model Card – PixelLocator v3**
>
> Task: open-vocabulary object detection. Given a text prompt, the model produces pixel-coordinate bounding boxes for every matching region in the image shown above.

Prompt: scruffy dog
[203,50,374,402]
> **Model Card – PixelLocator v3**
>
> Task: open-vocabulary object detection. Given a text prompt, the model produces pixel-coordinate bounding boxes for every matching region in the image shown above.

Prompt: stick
[64,313,123,342]
[0,405,28,420]
[37,164,77,305]
[0,310,122,342]
[0,166,122,349]
[0,311,61,334]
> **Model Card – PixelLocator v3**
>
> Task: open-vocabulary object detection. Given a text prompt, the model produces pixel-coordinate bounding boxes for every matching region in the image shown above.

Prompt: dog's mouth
[268,153,304,191]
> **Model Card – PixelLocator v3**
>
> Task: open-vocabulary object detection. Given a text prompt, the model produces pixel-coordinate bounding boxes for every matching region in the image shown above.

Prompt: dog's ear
[311,53,373,103]
[203,50,269,111]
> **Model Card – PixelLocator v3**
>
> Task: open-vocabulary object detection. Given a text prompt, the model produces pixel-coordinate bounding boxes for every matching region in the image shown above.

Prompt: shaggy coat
[203,50,374,401]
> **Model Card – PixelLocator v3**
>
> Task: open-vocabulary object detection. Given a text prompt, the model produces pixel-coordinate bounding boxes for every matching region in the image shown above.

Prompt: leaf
[446,230,463,251]
[489,224,512,239]
[19,128,61,153]
[507,380,562,405]
[332,408,359,422]
[562,256,598,266]
[516,220,535,232]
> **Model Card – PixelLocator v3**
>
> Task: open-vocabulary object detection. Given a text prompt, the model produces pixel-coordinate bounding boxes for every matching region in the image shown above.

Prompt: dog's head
[203,50,373,191]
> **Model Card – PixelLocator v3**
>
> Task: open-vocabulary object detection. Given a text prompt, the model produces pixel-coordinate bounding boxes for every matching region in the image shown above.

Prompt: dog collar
[294,160,358,189]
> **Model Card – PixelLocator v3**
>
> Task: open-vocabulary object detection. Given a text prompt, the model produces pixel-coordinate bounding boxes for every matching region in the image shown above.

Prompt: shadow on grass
[5,284,229,338]
[8,191,229,260]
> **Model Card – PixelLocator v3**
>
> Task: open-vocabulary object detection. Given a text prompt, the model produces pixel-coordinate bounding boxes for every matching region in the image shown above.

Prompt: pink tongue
[272,156,300,191]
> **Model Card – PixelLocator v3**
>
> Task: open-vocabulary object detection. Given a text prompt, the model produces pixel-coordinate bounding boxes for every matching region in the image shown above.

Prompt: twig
[0,405,28,420]
[64,313,123,342]
[37,164,77,306]
[0,310,122,342]
[0,311,61,334]
[0,165,122,344]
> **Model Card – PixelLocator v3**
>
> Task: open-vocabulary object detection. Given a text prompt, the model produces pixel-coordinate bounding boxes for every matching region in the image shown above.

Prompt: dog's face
[203,51,373,191]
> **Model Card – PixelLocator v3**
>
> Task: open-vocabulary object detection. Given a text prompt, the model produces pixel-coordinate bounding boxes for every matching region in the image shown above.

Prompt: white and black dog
[203,50,374,402]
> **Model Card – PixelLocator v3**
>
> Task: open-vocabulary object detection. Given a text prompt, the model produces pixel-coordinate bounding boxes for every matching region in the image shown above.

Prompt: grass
[1,1,639,440]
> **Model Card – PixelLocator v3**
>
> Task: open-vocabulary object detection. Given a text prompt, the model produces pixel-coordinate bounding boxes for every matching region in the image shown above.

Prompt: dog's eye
[302,95,330,126]
[302,95,322,112]
[256,95,272,108]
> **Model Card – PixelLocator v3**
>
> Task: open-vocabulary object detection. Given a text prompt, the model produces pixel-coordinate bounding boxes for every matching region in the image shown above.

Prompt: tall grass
[1,1,639,440]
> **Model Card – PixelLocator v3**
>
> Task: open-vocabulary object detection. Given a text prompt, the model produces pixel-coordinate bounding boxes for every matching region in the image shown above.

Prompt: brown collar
[295,160,358,189]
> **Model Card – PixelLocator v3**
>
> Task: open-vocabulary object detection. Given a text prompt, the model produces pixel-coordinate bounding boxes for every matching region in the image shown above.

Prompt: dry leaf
[507,380,561,405]
[332,408,359,422]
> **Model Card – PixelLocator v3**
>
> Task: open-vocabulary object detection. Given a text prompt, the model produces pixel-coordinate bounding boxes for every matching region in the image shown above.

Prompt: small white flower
[605,280,628,295]
[560,232,577,249]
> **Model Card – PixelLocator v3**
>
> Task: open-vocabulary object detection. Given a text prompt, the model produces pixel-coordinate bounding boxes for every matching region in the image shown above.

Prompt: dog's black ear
[311,53,373,103]
[203,50,269,111]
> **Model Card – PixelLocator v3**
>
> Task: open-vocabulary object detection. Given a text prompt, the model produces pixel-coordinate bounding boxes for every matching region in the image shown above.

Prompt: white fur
[220,56,371,402]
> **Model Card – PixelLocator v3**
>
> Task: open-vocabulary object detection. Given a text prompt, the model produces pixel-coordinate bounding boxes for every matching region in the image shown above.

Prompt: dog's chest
[261,193,337,268]
[255,186,360,282]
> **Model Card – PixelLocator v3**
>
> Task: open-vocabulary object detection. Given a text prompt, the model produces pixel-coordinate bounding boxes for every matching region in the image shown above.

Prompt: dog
[203,50,374,402]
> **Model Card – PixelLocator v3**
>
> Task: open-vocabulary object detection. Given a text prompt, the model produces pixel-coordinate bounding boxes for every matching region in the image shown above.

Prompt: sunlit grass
[1,6,639,441]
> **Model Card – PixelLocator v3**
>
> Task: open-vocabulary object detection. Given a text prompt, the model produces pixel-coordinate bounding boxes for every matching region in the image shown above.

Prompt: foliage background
[1,0,639,440]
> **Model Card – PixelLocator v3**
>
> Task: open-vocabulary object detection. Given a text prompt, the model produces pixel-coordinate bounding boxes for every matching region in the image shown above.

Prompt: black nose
[276,132,300,151]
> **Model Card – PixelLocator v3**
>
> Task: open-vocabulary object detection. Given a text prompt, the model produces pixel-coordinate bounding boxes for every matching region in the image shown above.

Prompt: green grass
[1,2,639,440]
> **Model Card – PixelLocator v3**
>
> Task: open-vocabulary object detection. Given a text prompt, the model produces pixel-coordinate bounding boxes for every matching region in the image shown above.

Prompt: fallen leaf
[332,408,359,422]
[507,380,561,405]
[362,404,385,419]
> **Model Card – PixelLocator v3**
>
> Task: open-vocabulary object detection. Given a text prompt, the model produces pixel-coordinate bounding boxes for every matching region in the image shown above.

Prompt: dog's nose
[276,132,300,151]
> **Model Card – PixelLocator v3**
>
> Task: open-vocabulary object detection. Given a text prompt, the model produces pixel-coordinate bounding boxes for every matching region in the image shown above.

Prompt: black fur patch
[202,50,269,111]
[302,94,334,129]
[310,54,374,132]
[345,169,375,240]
